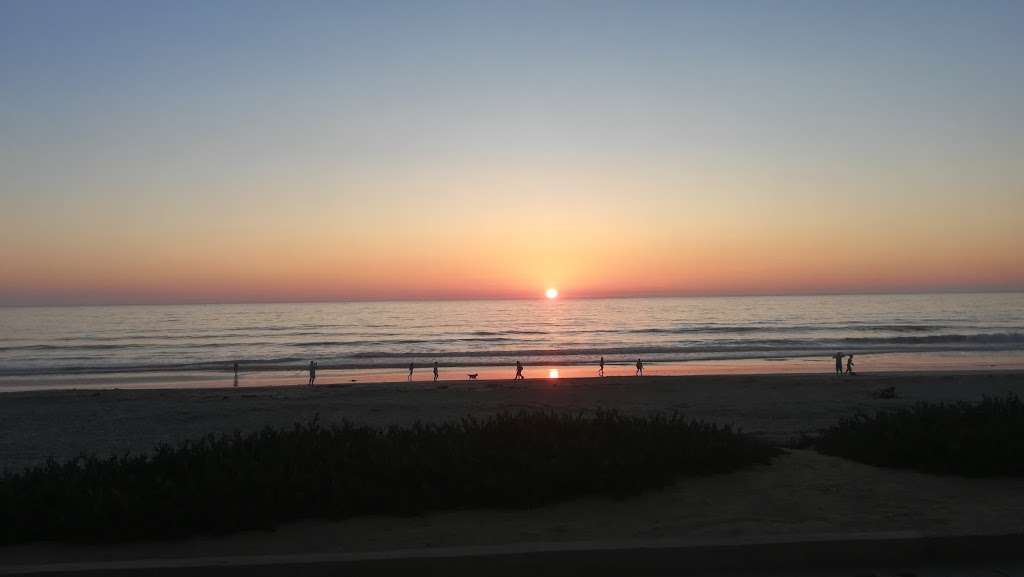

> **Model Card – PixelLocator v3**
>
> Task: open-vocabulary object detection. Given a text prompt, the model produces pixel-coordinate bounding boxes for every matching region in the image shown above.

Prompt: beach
[3,370,1023,472]
[3,369,1024,572]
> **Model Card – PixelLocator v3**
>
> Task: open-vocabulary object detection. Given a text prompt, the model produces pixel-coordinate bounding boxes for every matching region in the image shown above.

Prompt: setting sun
[545,288,559,299]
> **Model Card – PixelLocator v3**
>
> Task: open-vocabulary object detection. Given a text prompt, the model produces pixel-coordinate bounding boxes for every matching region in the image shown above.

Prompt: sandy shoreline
[4,350,1024,393]
[3,370,1023,472]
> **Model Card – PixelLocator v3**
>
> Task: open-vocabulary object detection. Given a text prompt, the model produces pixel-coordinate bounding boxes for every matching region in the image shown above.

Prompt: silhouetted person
[408,362,414,381]
[233,362,239,387]
[433,361,439,382]
[514,361,524,380]
[308,361,317,385]
[635,358,644,376]
[832,352,844,376]
[598,356,605,377]
[845,354,855,375]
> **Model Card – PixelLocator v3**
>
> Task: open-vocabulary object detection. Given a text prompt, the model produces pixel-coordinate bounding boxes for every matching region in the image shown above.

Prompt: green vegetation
[815,395,1024,477]
[0,410,778,544]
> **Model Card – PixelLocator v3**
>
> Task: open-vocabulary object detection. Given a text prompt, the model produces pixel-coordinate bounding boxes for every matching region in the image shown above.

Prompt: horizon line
[2,287,1023,309]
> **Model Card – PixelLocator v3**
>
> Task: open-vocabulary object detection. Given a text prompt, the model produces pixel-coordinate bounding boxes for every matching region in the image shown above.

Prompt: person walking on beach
[514,361,524,381]
[408,362,414,381]
[308,361,317,386]
[635,358,644,376]
[832,352,844,376]
[233,362,239,386]
[845,354,855,375]
[433,361,439,382]
[598,356,605,377]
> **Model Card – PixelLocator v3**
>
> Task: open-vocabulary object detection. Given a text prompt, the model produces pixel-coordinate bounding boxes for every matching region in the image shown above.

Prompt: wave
[11,323,959,346]
[4,331,1021,356]
[841,332,1024,345]
[337,333,1024,360]
[0,341,277,352]
[47,330,367,342]
[0,343,151,352]
[0,335,529,353]
[469,330,547,336]
[622,323,952,335]
[2,328,1022,377]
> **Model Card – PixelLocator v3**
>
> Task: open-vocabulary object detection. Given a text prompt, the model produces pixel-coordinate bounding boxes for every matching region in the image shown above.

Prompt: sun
[545,288,559,299]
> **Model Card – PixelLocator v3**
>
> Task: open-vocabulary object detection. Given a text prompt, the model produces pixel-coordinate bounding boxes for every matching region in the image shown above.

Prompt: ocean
[1,293,1023,389]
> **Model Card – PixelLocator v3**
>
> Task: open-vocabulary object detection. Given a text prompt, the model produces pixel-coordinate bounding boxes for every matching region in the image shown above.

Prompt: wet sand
[4,350,1023,393]
[2,370,1023,472]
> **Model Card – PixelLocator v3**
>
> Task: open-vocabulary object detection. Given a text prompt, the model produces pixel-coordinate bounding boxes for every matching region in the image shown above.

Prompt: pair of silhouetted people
[593,354,638,377]
[514,361,524,380]
[407,361,440,382]
[832,352,856,376]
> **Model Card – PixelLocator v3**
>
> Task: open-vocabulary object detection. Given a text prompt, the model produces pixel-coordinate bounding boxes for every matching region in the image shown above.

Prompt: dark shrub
[816,395,1024,477]
[0,410,778,544]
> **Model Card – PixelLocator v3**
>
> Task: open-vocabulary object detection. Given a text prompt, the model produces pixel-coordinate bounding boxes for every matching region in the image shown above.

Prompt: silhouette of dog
[467,373,478,380]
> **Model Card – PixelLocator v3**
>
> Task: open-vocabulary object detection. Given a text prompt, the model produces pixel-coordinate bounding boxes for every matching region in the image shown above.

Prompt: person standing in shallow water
[233,362,239,387]
[433,361,439,382]
[308,361,316,386]
[598,356,605,377]
[408,362,414,381]
[514,360,524,380]
[832,352,844,376]
[635,358,644,376]
[845,354,855,375]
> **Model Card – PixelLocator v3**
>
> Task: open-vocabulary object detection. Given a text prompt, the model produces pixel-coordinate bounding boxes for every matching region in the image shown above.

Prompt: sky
[2,1,1023,305]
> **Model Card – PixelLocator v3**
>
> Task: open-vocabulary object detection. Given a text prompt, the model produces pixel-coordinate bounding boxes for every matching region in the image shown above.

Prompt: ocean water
[1,294,1023,386]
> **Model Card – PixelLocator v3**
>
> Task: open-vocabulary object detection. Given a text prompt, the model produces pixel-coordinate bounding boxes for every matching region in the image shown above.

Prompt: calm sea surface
[1,294,1023,384]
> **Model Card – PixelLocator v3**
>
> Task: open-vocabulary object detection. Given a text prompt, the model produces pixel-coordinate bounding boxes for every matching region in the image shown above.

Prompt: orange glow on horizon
[2,166,1022,306]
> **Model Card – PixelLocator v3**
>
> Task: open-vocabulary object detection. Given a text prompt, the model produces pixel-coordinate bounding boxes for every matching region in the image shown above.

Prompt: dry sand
[2,371,1023,471]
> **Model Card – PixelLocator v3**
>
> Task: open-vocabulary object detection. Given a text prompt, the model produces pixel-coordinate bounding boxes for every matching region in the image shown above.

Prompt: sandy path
[4,448,1023,565]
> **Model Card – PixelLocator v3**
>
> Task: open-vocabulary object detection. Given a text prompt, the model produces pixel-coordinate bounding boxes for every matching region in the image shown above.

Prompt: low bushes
[0,410,778,544]
[815,395,1024,477]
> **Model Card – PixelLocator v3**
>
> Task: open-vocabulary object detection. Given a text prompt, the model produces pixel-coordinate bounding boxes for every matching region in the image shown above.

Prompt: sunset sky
[2,1,1022,305]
